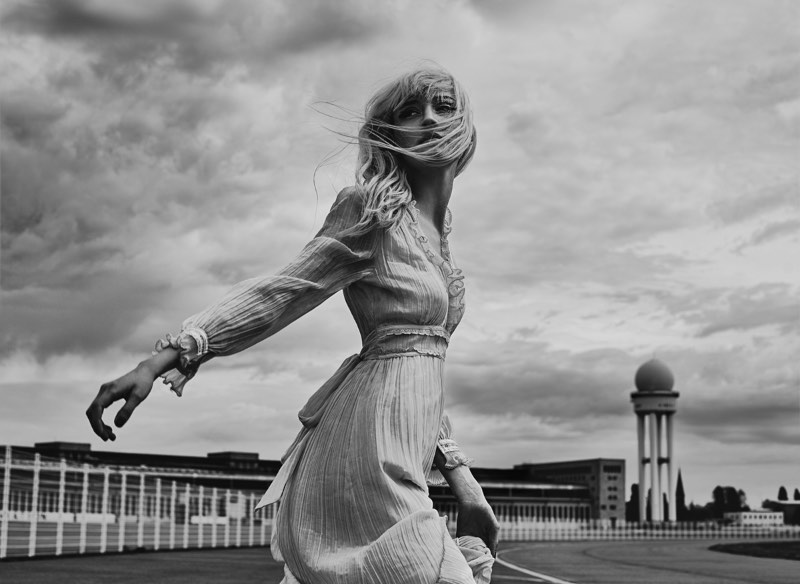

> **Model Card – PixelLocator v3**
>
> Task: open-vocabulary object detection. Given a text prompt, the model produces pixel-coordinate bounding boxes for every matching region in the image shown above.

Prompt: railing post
[260,505,268,546]
[249,493,255,546]
[235,491,243,547]
[137,472,145,549]
[100,467,110,554]
[183,483,190,549]
[28,453,41,557]
[118,471,127,552]
[169,481,176,550]
[154,478,162,551]
[79,463,89,554]
[211,487,218,548]
[0,446,11,559]
[55,458,66,556]
[224,489,231,547]
[197,485,204,549]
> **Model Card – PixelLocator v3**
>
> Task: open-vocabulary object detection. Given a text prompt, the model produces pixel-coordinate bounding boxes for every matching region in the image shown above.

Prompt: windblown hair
[349,68,477,233]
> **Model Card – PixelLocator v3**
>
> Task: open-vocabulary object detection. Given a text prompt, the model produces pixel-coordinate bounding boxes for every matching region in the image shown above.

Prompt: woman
[87,67,498,583]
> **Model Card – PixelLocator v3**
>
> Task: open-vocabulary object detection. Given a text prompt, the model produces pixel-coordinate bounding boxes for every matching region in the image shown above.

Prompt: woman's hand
[86,348,179,441]
[433,446,500,556]
[457,497,499,557]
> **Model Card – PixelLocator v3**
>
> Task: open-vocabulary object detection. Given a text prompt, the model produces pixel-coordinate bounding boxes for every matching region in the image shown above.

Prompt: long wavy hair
[348,68,477,234]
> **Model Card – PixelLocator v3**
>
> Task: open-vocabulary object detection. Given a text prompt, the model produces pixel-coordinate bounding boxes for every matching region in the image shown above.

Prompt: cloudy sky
[1,0,798,507]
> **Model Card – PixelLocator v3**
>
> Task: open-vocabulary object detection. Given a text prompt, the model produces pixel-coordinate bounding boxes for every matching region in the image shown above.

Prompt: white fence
[0,446,274,559]
[2,446,798,559]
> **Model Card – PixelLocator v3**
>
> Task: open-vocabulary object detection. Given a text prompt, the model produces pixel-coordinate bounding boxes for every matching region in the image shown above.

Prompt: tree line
[625,471,798,522]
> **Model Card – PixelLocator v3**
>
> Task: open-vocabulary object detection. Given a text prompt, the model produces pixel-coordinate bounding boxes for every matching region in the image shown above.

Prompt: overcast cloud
[1,0,798,506]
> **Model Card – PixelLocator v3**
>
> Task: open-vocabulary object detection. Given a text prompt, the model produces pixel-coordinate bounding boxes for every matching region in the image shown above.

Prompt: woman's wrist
[137,347,180,379]
[434,450,486,504]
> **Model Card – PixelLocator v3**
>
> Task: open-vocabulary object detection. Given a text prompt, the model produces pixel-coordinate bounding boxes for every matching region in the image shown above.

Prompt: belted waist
[255,323,450,510]
[360,324,450,360]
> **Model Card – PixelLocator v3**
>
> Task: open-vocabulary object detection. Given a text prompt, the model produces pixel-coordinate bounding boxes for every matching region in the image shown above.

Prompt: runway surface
[1,539,797,583]
[498,539,799,584]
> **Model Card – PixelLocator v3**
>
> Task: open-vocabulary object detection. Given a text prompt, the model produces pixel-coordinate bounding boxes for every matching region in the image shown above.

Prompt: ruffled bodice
[159,189,466,395]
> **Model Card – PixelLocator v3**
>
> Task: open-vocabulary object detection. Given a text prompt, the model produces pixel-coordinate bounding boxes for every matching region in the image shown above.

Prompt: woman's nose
[421,104,438,126]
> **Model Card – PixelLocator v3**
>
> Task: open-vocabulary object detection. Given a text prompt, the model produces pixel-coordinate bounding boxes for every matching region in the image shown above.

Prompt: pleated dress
[159,187,494,583]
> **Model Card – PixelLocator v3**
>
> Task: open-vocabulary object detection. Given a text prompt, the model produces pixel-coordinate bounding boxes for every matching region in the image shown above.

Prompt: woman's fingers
[113,390,145,428]
[87,371,152,438]
[86,382,123,441]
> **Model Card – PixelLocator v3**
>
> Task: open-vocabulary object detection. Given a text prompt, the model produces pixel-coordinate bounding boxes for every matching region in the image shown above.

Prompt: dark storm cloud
[1,90,70,146]
[1,269,169,358]
[447,339,637,420]
[458,183,693,290]
[746,219,800,248]
[681,395,799,446]
[3,0,386,77]
[599,283,799,338]
[709,181,798,225]
[697,284,799,337]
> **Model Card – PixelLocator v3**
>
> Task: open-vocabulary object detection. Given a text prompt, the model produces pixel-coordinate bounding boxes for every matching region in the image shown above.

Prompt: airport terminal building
[8,442,624,525]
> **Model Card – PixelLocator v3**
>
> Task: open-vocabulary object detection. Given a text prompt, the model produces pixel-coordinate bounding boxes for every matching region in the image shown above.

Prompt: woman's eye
[397,107,420,119]
[436,104,456,114]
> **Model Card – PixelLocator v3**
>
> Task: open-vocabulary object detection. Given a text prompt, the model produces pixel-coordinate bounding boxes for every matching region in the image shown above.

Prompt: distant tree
[676,470,688,521]
[794,488,800,501]
[738,489,750,512]
[712,486,725,517]
[626,483,640,522]
[685,501,711,522]
[778,486,788,501]
[711,485,744,517]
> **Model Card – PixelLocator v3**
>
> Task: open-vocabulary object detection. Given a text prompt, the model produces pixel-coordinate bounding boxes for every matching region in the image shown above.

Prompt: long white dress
[160,188,494,583]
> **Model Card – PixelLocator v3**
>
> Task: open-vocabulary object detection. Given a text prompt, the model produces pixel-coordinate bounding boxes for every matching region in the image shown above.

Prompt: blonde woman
[88,68,498,583]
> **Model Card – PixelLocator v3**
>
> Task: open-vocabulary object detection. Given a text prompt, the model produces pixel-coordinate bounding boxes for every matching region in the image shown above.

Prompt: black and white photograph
[1,1,798,582]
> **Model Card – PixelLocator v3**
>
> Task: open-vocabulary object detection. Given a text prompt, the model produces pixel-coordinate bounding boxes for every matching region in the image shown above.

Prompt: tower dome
[634,358,674,392]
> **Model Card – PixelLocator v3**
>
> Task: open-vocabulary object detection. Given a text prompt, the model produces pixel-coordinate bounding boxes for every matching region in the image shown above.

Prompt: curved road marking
[495,548,579,584]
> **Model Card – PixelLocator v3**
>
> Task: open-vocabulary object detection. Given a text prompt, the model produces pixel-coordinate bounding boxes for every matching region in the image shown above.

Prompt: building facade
[723,511,784,527]
[514,458,626,523]
[9,443,614,525]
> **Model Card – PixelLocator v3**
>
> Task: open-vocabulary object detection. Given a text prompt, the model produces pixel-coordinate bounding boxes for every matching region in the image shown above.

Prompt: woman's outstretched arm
[433,448,499,556]
[86,347,180,441]
[86,187,376,438]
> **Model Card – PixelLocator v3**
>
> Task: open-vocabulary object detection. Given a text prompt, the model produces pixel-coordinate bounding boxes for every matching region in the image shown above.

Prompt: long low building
[6,442,621,525]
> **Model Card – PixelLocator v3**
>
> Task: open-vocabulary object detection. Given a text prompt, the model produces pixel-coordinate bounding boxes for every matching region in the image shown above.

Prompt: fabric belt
[360,324,450,360]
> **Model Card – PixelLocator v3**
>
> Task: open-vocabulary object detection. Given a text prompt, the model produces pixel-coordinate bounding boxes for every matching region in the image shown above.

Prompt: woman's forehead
[401,81,456,103]
[398,90,455,105]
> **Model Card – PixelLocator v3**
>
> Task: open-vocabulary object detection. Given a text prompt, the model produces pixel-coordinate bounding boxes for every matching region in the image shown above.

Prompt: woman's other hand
[86,347,179,441]
[457,498,499,557]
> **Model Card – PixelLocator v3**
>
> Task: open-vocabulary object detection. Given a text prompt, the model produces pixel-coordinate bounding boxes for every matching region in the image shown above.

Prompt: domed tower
[631,359,679,522]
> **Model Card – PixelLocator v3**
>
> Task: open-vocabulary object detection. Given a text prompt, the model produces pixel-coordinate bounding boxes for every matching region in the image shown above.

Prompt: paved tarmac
[499,539,800,584]
[1,539,797,583]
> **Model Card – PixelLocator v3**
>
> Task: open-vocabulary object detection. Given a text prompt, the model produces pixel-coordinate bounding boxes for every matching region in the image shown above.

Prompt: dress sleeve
[157,187,377,396]
[427,412,474,486]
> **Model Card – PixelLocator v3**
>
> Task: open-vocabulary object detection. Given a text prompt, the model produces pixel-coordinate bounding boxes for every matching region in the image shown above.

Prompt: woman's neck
[406,163,456,233]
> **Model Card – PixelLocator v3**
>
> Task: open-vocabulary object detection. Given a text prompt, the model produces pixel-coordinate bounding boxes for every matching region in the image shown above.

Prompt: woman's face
[390,92,457,151]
